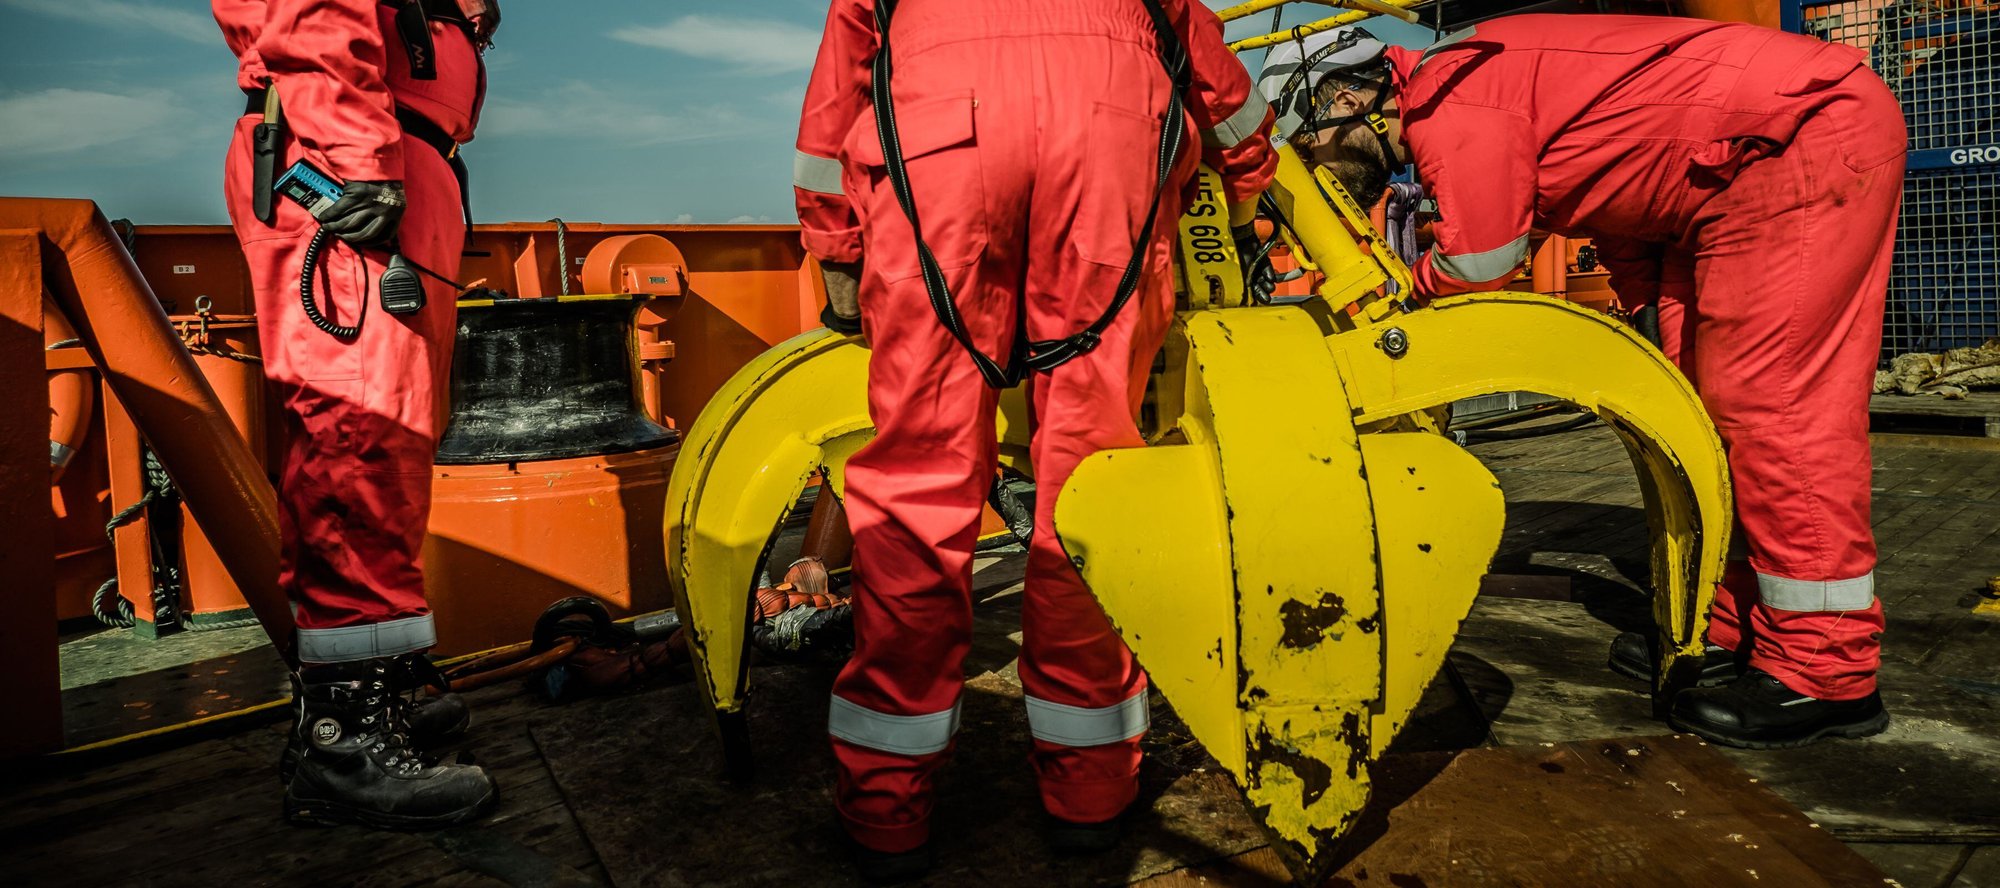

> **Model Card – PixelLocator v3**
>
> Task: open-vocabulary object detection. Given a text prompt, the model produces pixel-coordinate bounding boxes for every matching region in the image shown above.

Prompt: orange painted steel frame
[2,227,63,758]
[177,318,267,624]
[4,199,289,756]
[3,200,291,675]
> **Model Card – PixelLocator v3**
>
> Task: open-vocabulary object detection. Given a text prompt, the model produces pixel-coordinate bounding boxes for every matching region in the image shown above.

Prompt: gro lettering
[1950,145,2000,165]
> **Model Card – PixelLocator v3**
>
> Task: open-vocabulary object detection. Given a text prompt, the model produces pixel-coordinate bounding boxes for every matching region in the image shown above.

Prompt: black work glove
[319,180,406,247]
[820,301,863,335]
[1234,224,1276,303]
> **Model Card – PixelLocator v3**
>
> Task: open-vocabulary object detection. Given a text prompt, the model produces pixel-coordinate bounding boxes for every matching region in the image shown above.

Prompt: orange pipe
[1,198,293,666]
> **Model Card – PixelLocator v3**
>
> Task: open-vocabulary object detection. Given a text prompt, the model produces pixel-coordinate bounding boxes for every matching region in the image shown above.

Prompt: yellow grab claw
[1058,308,1505,879]
[665,328,1032,776]
[664,150,1729,881]
[1321,293,1731,702]
[665,329,871,757]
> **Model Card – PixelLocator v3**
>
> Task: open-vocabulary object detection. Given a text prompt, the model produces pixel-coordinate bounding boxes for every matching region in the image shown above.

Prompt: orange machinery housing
[51,221,830,655]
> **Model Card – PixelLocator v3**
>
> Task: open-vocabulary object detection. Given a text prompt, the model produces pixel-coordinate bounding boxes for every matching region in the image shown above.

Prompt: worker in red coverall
[214,0,500,829]
[794,0,1274,878]
[1262,16,1903,750]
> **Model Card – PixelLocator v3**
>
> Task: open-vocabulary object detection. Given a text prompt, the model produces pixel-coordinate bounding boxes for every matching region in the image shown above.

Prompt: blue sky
[0,1,1434,224]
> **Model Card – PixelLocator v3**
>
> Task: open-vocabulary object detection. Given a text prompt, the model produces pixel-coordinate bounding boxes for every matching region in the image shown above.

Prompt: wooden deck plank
[1139,736,1886,887]
[1871,393,2000,438]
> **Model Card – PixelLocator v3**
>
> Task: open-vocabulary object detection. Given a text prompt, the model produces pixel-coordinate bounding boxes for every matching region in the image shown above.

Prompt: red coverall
[215,0,484,663]
[1390,15,1905,700]
[794,0,1275,852]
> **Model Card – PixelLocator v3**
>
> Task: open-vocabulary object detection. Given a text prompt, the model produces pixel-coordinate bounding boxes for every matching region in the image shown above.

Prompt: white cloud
[725,214,773,224]
[609,15,821,73]
[0,88,188,160]
[479,81,764,146]
[671,213,696,224]
[0,0,216,44]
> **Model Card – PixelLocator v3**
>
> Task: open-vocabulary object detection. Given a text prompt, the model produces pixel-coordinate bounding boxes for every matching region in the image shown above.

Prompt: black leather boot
[848,839,932,885]
[1047,813,1124,854]
[282,657,497,829]
[279,655,470,783]
[1607,631,1742,687]
[1669,668,1889,749]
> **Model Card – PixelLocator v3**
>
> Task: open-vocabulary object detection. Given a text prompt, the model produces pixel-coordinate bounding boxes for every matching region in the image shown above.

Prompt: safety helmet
[1257,26,1392,143]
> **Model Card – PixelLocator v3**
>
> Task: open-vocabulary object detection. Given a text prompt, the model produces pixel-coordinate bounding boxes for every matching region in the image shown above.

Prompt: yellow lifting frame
[1220,0,1427,52]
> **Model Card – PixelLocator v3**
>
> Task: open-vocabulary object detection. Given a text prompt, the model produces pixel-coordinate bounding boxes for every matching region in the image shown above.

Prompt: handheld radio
[274,160,435,338]
[274,159,344,220]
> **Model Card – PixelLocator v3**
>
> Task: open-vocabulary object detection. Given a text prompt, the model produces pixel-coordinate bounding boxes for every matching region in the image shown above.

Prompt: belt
[243,88,458,162]
[242,89,456,158]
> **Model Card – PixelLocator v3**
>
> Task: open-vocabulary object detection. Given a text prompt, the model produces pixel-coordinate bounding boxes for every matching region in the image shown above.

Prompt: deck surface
[5,423,1997,886]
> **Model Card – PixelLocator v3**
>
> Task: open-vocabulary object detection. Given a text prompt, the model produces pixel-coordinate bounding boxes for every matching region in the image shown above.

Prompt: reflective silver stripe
[1416,26,1479,70]
[50,439,76,469]
[1024,690,1148,747]
[1758,571,1876,612]
[793,149,844,196]
[828,695,960,756]
[296,614,437,663]
[1202,89,1271,149]
[1430,233,1530,285]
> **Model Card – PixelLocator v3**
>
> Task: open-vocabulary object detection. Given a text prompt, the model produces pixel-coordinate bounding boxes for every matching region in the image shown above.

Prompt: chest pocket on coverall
[845,91,987,282]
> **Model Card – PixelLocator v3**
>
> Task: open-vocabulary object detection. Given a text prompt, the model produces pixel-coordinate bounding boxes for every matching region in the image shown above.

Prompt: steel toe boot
[1047,813,1124,854]
[848,839,932,886]
[1607,631,1742,687]
[279,655,470,783]
[1669,668,1889,749]
[282,657,497,829]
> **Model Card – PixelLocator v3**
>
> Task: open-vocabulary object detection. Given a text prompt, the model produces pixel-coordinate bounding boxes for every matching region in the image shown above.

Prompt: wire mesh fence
[1794,0,1999,360]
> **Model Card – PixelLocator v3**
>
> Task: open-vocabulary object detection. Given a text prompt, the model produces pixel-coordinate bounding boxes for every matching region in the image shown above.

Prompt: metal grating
[1889,164,2000,355]
[1790,0,2000,360]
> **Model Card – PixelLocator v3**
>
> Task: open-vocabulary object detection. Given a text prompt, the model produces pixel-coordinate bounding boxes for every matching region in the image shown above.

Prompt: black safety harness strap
[870,0,1192,388]
[395,107,474,249]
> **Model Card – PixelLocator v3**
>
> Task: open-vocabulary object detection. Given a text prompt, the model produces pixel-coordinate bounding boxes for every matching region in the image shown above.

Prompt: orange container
[423,446,677,655]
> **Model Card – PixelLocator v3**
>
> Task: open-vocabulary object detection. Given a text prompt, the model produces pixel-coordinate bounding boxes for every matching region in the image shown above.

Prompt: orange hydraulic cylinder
[0,198,292,666]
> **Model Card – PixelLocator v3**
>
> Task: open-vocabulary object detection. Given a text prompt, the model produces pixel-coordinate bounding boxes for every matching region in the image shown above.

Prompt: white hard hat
[1257,26,1390,141]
